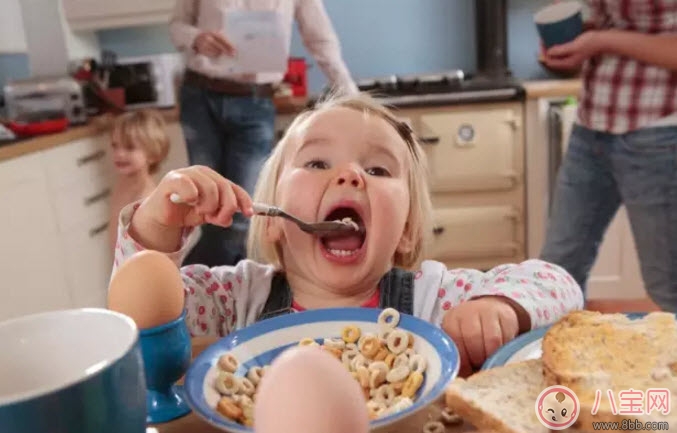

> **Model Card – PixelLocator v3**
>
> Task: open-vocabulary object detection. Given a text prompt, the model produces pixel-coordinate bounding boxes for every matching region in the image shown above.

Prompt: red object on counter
[6,117,69,137]
[284,57,308,97]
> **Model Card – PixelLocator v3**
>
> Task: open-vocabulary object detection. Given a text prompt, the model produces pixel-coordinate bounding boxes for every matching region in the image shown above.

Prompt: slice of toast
[446,359,558,433]
[542,310,677,428]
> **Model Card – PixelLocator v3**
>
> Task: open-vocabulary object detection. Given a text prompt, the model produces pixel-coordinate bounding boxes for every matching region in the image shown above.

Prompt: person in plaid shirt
[540,0,677,312]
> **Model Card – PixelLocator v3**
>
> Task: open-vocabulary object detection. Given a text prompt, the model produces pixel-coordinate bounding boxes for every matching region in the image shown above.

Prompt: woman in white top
[169,0,357,268]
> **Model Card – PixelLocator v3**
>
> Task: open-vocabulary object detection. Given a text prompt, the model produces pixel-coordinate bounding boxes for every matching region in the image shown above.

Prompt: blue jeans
[540,124,677,312]
[178,83,275,267]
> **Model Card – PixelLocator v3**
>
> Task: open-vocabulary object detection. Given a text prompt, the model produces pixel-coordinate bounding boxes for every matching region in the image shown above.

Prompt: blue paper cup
[0,308,147,433]
[535,1,584,49]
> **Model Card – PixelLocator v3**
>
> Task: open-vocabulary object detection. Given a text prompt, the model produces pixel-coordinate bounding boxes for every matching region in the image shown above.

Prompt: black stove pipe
[475,0,511,79]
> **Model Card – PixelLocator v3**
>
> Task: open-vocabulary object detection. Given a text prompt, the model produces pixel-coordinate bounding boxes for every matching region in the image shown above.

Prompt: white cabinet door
[60,220,112,309]
[62,0,175,30]
[0,154,72,321]
[0,0,27,53]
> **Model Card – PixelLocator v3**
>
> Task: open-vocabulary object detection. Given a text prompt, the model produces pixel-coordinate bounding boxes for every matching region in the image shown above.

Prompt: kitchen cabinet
[0,153,73,321]
[0,0,27,53]
[62,0,175,31]
[0,121,189,322]
[397,101,526,270]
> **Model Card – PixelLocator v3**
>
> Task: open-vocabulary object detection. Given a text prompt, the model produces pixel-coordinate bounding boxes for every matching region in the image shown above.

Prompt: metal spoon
[169,193,363,237]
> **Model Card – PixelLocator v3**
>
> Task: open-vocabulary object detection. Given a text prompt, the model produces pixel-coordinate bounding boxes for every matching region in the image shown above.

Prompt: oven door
[546,100,578,215]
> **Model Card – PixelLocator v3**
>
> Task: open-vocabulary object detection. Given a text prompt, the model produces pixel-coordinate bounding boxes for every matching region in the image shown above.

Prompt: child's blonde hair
[111,109,170,174]
[246,92,433,270]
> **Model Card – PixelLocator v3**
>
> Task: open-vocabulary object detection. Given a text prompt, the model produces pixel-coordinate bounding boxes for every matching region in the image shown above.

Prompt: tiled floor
[586,298,660,313]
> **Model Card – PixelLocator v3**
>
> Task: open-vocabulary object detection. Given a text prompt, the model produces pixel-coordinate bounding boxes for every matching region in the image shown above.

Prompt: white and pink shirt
[113,202,585,338]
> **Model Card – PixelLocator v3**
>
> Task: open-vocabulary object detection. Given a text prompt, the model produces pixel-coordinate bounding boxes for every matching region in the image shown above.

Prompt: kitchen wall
[1,0,551,93]
[98,0,552,95]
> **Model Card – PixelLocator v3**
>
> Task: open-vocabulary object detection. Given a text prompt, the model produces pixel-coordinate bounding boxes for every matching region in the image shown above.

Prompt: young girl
[108,109,170,251]
[112,93,584,376]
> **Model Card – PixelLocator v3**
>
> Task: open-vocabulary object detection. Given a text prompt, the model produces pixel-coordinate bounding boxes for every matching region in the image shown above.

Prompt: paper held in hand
[217,10,288,74]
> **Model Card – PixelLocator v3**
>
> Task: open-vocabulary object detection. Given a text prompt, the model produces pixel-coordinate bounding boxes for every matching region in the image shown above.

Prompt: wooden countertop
[0,96,308,164]
[522,79,582,99]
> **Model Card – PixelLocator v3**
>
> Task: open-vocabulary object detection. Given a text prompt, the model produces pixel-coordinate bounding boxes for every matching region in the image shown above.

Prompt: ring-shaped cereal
[377,308,400,328]
[341,325,361,343]
[408,354,427,374]
[369,368,387,389]
[323,338,346,350]
[298,337,318,347]
[386,329,409,354]
[246,366,264,385]
[358,334,380,358]
[217,396,243,420]
[236,394,254,409]
[393,353,409,369]
[355,366,370,388]
[239,377,256,396]
[401,371,424,398]
[373,384,395,405]
[351,354,370,371]
[377,326,391,342]
[321,345,342,359]
[404,348,416,357]
[215,371,240,396]
[366,400,386,419]
[440,407,462,425]
[374,348,388,361]
[384,353,396,369]
[217,353,239,373]
[386,365,410,383]
[341,347,359,366]
[423,420,445,433]
[368,360,389,375]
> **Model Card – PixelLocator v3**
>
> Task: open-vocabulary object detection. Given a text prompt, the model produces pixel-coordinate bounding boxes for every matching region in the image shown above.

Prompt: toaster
[3,76,87,125]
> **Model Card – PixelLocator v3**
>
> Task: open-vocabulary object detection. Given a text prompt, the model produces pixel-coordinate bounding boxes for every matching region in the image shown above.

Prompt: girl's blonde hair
[111,109,170,174]
[246,92,433,270]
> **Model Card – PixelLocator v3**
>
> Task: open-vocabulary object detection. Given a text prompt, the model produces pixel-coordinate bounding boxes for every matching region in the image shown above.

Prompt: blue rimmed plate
[184,308,460,433]
[482,312,652,370]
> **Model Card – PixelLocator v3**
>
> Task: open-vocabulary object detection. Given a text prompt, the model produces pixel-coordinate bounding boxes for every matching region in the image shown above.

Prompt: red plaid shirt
[578,0,677,133]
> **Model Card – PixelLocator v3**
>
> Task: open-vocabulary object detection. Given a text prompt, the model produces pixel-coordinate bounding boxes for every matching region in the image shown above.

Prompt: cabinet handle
[84,188,111,206]
[77,149,106,166]
[431,172,520,193]
[432,226,445,236]
[419,136,440,145]
[89,221,109,238]
[432,243,521,260]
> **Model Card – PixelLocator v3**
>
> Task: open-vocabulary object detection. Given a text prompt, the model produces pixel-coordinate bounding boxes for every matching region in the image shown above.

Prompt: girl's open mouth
[319,207,367,260]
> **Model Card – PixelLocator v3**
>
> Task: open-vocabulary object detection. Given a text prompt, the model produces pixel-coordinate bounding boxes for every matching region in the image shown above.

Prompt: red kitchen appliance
[283,57,308,97]
[3,112,69,137]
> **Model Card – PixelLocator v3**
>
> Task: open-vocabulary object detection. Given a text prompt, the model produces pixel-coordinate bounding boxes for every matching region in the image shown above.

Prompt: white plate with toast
[481,312,649,370]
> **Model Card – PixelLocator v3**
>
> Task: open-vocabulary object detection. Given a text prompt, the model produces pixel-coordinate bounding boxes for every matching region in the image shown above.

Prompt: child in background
[112,93,584,376]
[108,110,170,251]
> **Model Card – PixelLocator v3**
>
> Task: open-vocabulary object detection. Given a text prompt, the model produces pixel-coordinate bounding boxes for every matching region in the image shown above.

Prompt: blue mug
[535,1,584,49]
[0,308,146,433]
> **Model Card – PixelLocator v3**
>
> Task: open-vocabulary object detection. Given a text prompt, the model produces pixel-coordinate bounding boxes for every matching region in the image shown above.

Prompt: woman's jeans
[178,83,275,267]
[540,124,677,312]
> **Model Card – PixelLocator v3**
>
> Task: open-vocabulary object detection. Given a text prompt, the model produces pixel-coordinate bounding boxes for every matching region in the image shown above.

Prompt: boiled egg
[254,345,369,433]
[107,250,184,329]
